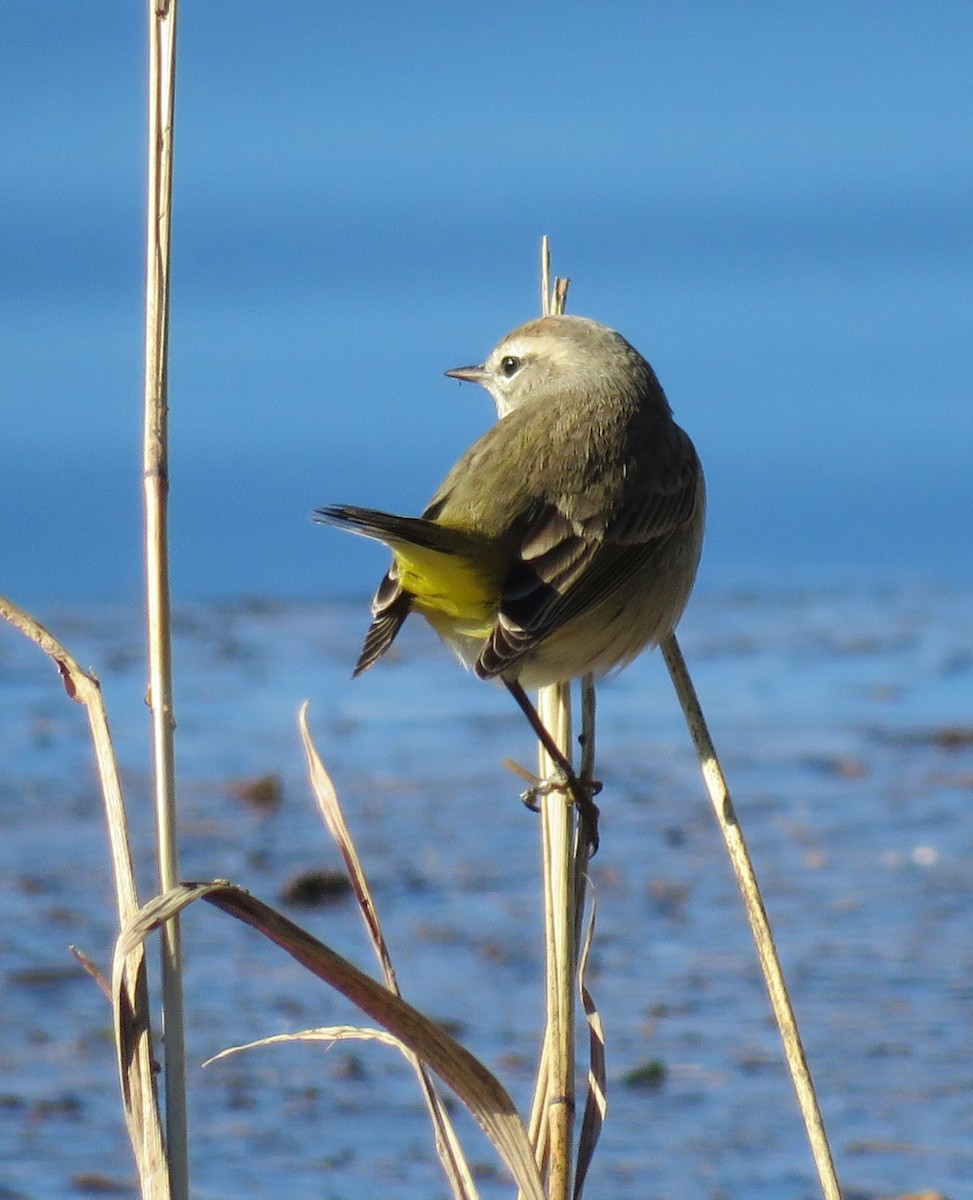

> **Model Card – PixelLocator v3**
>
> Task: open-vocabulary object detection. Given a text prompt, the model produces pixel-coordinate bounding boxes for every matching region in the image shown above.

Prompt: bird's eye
[499,355,521,378]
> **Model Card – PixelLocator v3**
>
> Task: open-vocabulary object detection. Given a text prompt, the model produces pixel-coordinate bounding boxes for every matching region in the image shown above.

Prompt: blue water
[2,2,972,605]
[2,586,972,1198]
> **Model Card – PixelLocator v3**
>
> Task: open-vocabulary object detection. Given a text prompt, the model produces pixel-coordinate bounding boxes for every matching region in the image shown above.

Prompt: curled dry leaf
[203,1024,412,1068]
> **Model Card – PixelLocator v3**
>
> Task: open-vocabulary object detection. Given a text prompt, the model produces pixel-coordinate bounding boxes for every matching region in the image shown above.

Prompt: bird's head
[445,314,659,418]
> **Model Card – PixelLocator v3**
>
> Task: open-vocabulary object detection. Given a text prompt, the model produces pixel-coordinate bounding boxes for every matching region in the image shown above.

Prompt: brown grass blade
[116,882,546,1200]
[298,703,398,987]
[299,703,481,1200]
[0,594,169,1200]
[572,899,606,1200]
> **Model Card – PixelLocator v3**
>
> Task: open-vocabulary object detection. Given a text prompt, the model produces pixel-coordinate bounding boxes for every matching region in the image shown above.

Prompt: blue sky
[2,2,971,601]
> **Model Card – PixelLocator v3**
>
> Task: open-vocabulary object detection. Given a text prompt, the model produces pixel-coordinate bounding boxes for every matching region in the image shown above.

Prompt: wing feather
[476,422,701,680]
[353,574,412,676]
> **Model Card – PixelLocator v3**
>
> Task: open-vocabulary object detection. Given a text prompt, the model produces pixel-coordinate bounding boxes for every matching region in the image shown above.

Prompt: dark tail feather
[314,505,474,556]
[353,584,412,676]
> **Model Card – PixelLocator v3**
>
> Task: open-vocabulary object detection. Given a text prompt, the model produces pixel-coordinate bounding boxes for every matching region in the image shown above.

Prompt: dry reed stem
[537,687,577,1199]
[0,596,169,1199]
[142,3,187,1195]
[661,634,841,1200]
[527,243,837,1199]
[528,239,587,1200]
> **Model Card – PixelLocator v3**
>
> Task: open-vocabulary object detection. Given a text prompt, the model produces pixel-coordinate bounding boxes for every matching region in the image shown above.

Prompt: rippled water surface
[1,583,971,1199]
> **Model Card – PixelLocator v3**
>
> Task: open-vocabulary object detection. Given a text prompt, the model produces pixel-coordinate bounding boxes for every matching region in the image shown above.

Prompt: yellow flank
[391,541,500,638]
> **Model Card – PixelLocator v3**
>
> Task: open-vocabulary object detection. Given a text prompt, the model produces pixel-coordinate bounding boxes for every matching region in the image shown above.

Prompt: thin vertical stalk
[536,686,576,1200]
[143,4,188,1198]
[531,238,579,1200]
[661,634,841,1200]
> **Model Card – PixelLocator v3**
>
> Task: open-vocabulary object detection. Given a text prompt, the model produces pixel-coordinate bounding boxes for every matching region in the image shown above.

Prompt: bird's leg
[504,680,600,852]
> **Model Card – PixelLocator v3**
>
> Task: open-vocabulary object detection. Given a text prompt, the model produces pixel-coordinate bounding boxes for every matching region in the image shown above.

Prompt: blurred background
[4,8,973,1199]
[3,0,971,606]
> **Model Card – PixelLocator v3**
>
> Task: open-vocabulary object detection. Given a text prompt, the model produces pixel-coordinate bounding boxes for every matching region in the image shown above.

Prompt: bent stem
[661,632,841,1200]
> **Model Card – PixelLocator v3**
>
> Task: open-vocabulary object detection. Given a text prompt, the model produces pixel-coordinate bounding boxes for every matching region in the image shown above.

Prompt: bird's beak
[444,364,489,385]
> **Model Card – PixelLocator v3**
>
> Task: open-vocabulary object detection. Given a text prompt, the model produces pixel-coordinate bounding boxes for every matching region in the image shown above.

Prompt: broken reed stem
[143,4,188,1198]
[660,633,841,1200]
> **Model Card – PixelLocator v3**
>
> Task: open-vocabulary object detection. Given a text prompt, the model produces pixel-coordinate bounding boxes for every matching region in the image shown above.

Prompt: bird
[315,314,705,847]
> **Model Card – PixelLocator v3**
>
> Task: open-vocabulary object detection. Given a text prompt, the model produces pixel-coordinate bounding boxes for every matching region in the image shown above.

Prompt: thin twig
[661,633,841,1200]
[143,4,187,1197]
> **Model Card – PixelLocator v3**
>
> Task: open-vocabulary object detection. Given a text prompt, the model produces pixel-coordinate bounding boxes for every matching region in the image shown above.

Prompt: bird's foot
[502,758,601,851]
